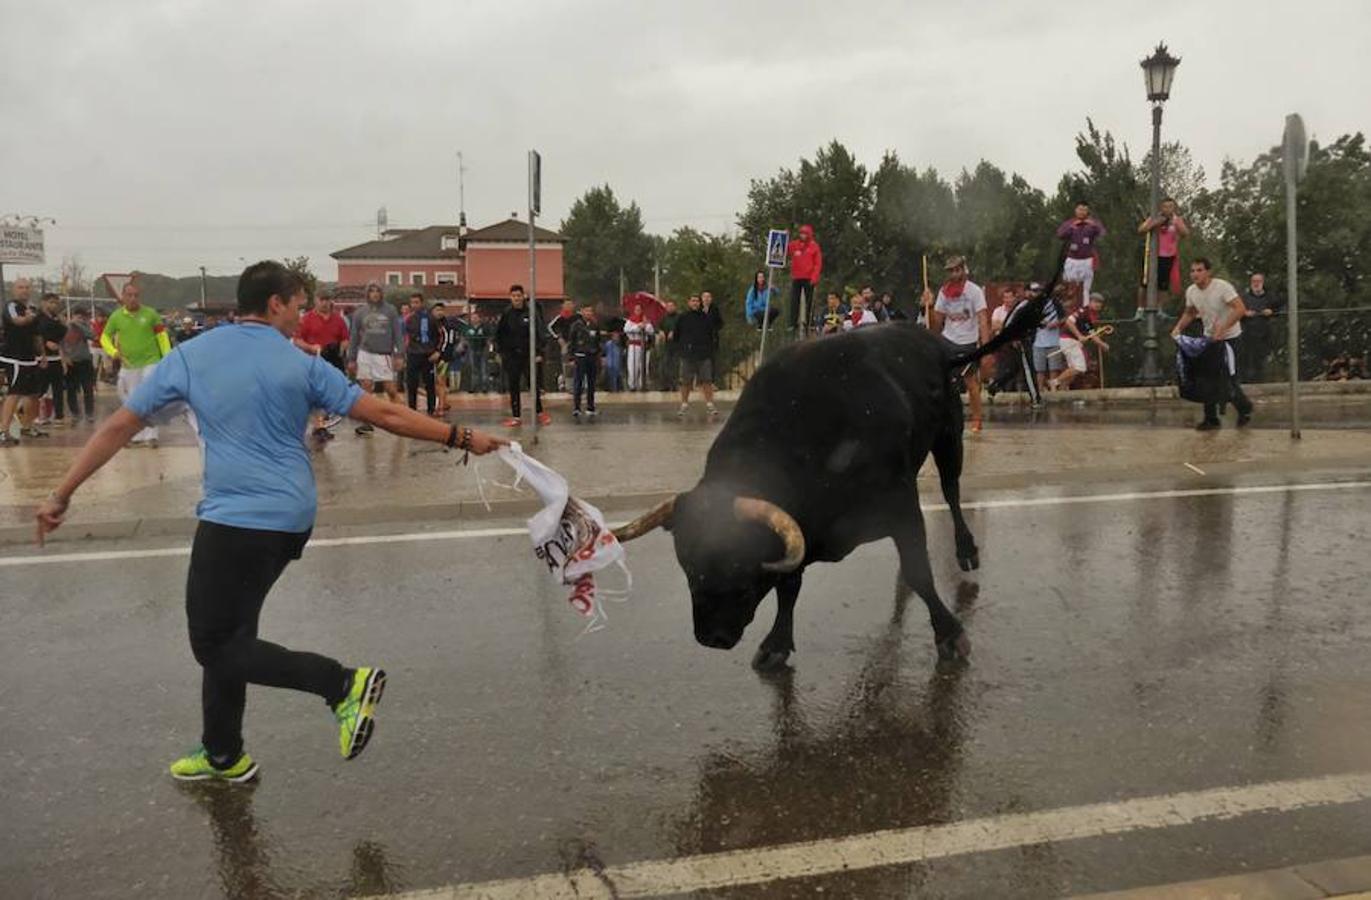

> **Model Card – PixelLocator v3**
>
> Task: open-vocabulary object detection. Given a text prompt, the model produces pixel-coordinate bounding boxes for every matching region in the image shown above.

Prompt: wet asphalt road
[5,472,1371,898]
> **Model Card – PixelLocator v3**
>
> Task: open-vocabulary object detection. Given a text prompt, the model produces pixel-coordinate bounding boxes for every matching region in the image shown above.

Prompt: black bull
[613,300,1045,671]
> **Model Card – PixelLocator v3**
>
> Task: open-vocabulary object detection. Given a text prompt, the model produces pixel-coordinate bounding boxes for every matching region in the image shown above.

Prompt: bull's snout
[695,625,743,650]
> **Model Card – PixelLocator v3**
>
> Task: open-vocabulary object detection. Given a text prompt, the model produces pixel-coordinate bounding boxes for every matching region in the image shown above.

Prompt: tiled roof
[463,218,565,243]
[332,226,463,260]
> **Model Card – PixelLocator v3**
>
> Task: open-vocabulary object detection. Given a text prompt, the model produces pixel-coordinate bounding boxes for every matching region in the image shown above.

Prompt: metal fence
[1095,307,1371,386]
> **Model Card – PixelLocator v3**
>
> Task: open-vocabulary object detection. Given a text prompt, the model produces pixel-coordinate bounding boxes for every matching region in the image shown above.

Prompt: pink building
[331,218,564,302]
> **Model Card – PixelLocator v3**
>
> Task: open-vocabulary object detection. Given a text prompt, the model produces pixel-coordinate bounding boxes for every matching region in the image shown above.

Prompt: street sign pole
[758,228,789,363]
[528,149,541,443]
[758,267,776,361]
[1283,114,1308,440]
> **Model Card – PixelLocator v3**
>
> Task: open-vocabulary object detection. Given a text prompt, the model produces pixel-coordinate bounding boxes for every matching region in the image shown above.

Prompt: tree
[59,254,91,296]
[952,161,1052,286]
[737,141,872,295]
[660,227,757,377]
[1194,132,1371,307]
[560,185,654,304]
[1136,141,1207,210]
[283,256,318,299]
[864,153,958,307]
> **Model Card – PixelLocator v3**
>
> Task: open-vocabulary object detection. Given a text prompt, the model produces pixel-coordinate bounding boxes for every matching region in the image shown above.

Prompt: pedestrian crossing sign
[766,230,789,268]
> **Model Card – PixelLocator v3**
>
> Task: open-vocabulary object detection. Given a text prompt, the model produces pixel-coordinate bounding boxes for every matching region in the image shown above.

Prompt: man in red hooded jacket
[787,224,823,332]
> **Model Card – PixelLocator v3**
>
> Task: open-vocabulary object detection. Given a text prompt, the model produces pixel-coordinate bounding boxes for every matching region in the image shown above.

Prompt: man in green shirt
[101,282,171,446]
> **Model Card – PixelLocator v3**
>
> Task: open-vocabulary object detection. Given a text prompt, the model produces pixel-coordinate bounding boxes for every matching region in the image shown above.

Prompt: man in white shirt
[1170,257,1253,430]
[925,255,990,433]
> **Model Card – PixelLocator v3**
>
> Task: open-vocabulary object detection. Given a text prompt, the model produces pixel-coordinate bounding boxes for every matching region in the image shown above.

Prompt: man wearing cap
[924,256,990,433]
[787,224,823,332]
[1057,201,1106,306]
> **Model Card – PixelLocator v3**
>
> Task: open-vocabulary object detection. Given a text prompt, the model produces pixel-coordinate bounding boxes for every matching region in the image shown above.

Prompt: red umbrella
[620,291,667,326]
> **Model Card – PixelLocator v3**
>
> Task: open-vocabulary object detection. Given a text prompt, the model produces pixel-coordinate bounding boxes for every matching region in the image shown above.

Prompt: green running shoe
[169,747,259,783]
[334,667,387,760]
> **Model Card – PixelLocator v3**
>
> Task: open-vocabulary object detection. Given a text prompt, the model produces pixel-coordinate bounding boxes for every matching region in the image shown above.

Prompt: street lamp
[1138,42,1180,386]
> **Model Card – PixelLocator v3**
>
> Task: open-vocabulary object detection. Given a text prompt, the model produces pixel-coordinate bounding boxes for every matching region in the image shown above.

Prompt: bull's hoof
[936,630,971,662]
[957,551,980,572]
[751,645,792,672]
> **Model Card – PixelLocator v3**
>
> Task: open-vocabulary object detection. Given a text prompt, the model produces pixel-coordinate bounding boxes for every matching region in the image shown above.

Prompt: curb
[1074,853,1371,898]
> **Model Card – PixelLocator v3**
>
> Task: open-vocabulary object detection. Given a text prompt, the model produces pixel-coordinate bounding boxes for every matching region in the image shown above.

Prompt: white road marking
[369,771,1371,899]
[3,479,1369,569]
[1184,462,1207,475]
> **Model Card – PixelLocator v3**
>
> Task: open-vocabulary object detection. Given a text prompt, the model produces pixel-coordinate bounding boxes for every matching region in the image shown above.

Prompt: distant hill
[94,272,240,308]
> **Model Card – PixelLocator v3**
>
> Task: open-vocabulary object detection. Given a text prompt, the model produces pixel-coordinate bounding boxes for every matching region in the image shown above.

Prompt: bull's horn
[734,497,805,573]
[613,496,676,542]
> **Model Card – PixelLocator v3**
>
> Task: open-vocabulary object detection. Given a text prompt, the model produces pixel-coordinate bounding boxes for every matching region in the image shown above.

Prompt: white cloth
[356,349,394,383]
[843,309,877,330]
[1062,257,1095,305]
[1059,337,1087,372]
[991,305,1009,333]
[934,281,987,344]
[1185,278,1243,340]
[497,442,630,632]
[118,363,159,442]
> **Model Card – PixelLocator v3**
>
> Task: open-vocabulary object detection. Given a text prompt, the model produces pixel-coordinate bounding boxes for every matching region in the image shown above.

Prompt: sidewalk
[2,381,1369,544]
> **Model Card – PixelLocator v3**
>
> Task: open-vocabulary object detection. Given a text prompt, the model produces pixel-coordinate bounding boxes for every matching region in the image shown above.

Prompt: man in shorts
[101,281,171,447]
[35,260,506,783]
[347,282,403,435]
[1032,288,1067,401]
[0,278,46,445]
[1057,201,1106,304]
[926,255,990,432]
[673,294,718,418]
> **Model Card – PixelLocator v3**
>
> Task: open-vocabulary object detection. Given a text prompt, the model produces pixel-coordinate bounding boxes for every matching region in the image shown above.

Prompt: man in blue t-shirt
[35,261,505,784]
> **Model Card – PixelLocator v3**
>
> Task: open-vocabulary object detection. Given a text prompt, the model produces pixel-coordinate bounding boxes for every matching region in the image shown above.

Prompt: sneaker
[537,412,552,426]
[33,417,51,426]
[571,409,581,418]
[1195,420,1222,432]
[1132,308,1146,321]
[502,417,522,428]
[0,434,18,447]
[1030,400,1045,411]
[969,417,983,434]
[677,403,688,418]
[586,409,597,418]
[21,426,49,438]
[169,747,259,783]
[334,667,387,760]
[1237,412,1252,428]
[355,423,374,436]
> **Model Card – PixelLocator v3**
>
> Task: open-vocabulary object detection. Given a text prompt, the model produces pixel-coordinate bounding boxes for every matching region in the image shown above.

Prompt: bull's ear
[613,496,677,542]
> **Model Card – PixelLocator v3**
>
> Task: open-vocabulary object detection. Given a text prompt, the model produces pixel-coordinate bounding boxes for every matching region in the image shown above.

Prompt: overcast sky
[2,0,1367,282]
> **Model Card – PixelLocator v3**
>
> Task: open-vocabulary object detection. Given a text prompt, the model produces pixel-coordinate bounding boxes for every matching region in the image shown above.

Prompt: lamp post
[1138,42,1180,386]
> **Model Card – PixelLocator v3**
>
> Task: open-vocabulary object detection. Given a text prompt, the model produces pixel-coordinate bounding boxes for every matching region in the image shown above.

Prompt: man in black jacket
[673,294,718,419]
[493,284,550,427]
[404,293,441,415]
[567,304,603,418]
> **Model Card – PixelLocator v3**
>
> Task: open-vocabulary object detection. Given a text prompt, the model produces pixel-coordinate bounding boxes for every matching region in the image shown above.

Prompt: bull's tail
[946,245,1070,371]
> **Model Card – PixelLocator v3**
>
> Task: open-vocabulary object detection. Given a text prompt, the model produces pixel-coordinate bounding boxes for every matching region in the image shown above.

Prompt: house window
[435,272,457,285]
[386,272,402,285]
[410,272,425,286]
[441,234,459,251]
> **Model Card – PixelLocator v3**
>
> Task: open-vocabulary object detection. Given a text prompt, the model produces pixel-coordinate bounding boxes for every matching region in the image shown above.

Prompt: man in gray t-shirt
[1171,257,1253,430]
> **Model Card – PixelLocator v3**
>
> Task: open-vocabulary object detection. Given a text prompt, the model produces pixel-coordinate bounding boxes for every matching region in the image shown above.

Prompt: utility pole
[199,266,207,309]
[654,258,661,298]
[457,151,468,228]
[527,150,542,443]
[1283,114,1308,439]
